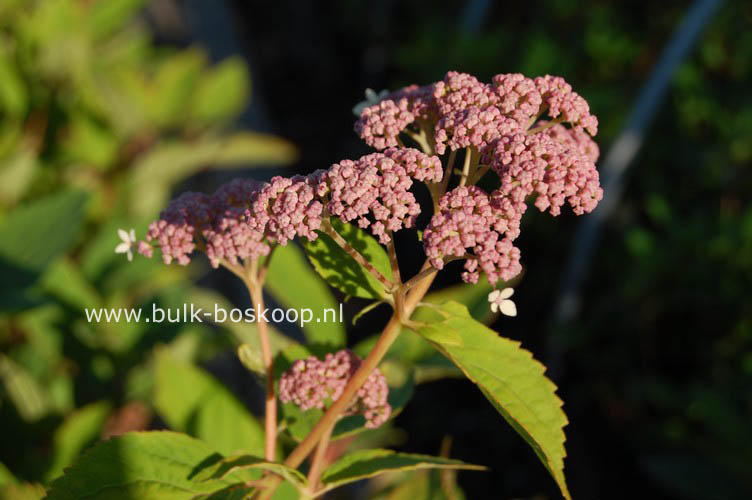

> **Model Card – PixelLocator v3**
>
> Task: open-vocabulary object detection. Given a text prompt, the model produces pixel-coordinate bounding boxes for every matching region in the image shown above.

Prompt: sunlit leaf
[302,219,392,299]
[153,350,265,457]
[416,301,571,499]
[320,449,485,493]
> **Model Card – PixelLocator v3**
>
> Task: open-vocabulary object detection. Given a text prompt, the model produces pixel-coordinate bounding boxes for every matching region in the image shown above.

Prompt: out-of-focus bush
[0,0,295,493]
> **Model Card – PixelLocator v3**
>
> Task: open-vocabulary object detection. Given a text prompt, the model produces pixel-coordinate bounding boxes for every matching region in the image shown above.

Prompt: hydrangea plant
[48,70,601,499]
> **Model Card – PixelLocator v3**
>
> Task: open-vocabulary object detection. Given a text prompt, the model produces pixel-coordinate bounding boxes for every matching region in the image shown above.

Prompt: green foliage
[266,243,346,347]
[45,431,262,499]
[303,219,392,299]
[153,350,265,457]
[320,449,484,493]
[416,301,571,500]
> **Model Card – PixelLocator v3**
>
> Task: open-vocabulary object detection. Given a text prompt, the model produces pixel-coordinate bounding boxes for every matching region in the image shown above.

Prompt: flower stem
[306,420,335,494]
[247,259,277,462]
[458,148,473,187]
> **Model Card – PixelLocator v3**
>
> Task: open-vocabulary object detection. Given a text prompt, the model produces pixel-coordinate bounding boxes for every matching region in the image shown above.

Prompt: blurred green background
[1,0,750,499]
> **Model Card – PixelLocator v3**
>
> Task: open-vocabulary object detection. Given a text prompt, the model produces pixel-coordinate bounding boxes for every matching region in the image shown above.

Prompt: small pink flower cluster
[278,350,391,429]
[315,148,442,244]
[246,174,325,245]
[423,186,522,284]
[139,180,272,268]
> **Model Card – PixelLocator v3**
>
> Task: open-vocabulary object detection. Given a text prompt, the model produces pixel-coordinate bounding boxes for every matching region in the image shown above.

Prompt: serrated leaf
[319,449,485,493]
[266,243,345,347]
[45,431,253,499]
[415,301,571,499]
[193,455,307,490]
[191,57,250,124]
[130,132,296,216]
[302,219,392,299]
[45,401,111,481]
[153,350,265,457]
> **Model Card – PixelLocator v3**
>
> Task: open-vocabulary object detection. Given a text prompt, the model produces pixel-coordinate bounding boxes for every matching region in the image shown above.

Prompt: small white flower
[488,287,517,317]
[115,228,137,262]
[352,88,390,116]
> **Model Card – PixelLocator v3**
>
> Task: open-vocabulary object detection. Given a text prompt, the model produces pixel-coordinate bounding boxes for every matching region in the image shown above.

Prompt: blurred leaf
[0,190,87,271]
[153,349,265,457]
[372,469,466,500]
[266,243,345,347]
[45,431,254,499]
[0,462,15,486]
[41,257,102,311]
[0,190,87,310]
[0,482,46,500]
[0,150,38,206]
[150,49,205,126]
[0,48,27,116]
[87,0,146,41]
[60,113,119,169]
[302,219,392,299]
[191,57,250,125]
[130,132,297,216]
[320,449,484,494]
[0,354,49,421]
[45,401,111,481]
[416,301,571,500]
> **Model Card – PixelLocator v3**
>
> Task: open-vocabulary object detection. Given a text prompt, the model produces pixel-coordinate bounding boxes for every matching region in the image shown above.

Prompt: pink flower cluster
[279,350,391,429]
[315,148,442,244]
[355,70,598,156]
[423,186,522,284]
[139,180,271,267]
[355,71,601,285]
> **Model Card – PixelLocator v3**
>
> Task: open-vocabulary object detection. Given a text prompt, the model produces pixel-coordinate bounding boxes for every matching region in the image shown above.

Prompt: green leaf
[266,243,345,347]
[0,482,46,500]
[153,350,265,457]
[191,57,250,124]
[0,49,28,116]
[129,132,297,216]
[45,401,111,481]
[320,449,485,493]
[150,49,206,126]
[87,0,146,40]
[302,219,392,299]
[41,257,102,311]
[0,354,49,421]
[416,301,571,500]
[0,190,87,272]
[0,462,16,487]
[45,431,253,499]
[0,149,37,206]
[192,455,306,490]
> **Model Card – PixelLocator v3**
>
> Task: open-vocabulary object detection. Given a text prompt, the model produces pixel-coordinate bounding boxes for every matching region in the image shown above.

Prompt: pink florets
[317,152,424,244]
[423,186,523,285]
[381,147,443,183]
[278,350,391,429]
[355,99,415,150]
[433,71,497,115]
[486,129,603,217]
[434,107,520,155]
[139,179,271,267]
[534,75,598,135]
[248,174,324,245]
[142,192,213,266]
